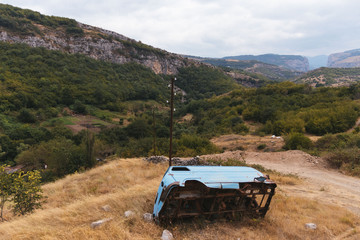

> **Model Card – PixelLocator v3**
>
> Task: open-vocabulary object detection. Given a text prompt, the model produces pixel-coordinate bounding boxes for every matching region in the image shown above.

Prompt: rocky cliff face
[328,49,360,68]
[0,22,195,75]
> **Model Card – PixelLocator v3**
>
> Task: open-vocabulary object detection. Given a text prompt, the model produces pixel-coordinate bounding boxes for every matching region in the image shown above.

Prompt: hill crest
[0,3,197,75]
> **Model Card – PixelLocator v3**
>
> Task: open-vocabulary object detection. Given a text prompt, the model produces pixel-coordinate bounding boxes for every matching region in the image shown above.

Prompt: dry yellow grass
[0,158,359,240]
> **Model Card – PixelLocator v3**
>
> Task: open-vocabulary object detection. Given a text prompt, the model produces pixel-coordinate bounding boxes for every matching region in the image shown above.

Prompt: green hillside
[1,3,360,180]
[0,4,83,36]
[0,41,237,178]
[0,42,169,111]
[183,82,360,136]
[296,67,360,86]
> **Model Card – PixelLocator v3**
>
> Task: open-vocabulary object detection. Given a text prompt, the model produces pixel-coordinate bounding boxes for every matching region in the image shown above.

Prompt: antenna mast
[169,77,175,167]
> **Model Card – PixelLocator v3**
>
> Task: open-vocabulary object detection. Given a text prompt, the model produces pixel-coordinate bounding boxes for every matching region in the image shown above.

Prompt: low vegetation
[0,165,43,221]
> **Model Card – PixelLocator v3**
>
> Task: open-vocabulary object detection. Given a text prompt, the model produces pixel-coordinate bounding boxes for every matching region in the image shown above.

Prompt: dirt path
[347,117,360,133]
[202,150,360,216]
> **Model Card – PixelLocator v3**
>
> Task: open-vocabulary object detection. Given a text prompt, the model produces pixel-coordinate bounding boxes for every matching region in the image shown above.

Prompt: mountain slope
[203,58,303,81]
[223,54,309,72]
[0,4,195,75]
[185,55,303,81]
[328,49,360,68]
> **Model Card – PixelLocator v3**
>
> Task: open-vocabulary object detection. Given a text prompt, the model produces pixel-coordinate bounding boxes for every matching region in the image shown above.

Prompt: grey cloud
[1,0,360,57]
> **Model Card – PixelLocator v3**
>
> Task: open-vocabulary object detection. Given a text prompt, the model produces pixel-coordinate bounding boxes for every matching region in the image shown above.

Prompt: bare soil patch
[211,134,284,151]
[64,115,115,133]
[202,150,360,217]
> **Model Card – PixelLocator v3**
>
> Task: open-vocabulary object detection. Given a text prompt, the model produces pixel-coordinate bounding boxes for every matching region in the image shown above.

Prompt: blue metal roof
[166,166,266,188]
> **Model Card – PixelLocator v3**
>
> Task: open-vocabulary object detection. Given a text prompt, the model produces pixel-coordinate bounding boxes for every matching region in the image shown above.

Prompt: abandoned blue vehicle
[153,166,277,224]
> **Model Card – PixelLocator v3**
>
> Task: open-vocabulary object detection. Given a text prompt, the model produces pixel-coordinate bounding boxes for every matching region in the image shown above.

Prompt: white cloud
[1,0,360,57]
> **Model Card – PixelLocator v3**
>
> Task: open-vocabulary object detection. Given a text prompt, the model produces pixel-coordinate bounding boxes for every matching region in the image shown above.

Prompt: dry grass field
[0,158,359,240]
[211,134,285,152]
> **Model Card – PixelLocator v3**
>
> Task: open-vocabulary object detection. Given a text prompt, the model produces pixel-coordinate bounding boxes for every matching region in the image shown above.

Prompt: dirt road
[202,150,360,216]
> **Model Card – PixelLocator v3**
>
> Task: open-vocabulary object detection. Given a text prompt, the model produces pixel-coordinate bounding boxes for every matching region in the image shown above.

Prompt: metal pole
[153,108,157,156]
[169,77,175,167]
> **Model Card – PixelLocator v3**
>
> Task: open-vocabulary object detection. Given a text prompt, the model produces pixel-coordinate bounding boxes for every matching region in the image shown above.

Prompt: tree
[0,165,13,221]
[84,131,96,168]
[12,170,43,216]
[283,132,313,150]
[0,165,44,220]
[17,108,36,123]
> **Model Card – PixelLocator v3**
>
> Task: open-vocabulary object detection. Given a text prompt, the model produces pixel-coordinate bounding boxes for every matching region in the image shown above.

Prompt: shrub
[17,109,36,123]
[257,144,267,150]
[325,148,360,169]
[15,138,86,179]
[126,119,151,139]
[174,134,219,156]
[283,132,313,150]
[72,100,87,114]
[0,165,44,219]
[12,170,44,216]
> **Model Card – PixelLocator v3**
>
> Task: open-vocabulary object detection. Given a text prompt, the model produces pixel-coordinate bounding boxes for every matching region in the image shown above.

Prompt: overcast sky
[1,0,360,57]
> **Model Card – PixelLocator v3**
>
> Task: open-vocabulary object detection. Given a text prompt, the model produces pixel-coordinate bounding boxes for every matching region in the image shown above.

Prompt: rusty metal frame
[157,181,276,224]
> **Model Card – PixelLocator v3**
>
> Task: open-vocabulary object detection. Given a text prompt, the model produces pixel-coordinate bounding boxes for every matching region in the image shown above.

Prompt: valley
[1,3,360,239]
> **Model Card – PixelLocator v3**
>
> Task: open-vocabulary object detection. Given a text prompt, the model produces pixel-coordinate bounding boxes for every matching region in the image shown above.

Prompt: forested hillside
[0,41,237,181]
[1,3,360,182]
[184,82,360,136]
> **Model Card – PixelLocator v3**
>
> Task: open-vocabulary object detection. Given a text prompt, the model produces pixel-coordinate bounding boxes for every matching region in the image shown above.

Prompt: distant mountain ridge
[328,49,360,68]
[223,54,309,72]
[187,57,303,81]
[295,67,360,87]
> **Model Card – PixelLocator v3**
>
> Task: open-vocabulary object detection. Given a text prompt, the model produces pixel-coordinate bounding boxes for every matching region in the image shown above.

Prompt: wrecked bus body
[153,166,276,224]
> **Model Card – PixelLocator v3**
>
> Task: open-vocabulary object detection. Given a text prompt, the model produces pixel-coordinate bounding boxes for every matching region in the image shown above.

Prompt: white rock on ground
[101,205,111,212]
[305,223,317,230]
[143,213,153,222]
[161,229,174,240]
[90,218,113,229]
[124,210,135,218]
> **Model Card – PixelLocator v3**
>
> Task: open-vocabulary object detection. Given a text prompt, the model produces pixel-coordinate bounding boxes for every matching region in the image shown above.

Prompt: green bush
[0,165,44,219]
[17,109,36,123]
[325,148,360,176]
[257,144,267,150]
[283,132,313,150]
[174,134,219,156]
[15,138,86,179]
[72,100,87,114]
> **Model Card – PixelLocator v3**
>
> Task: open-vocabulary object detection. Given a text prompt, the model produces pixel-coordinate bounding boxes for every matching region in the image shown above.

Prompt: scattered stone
[143,213,153,222]
[305,223,317,230]
[144,155,209,166]
[90,218,113,229]
[173,156,205,166]
[101,205,111,212]
[161,229,174,240]
[144,156,168,164]
[124,210,135,218]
